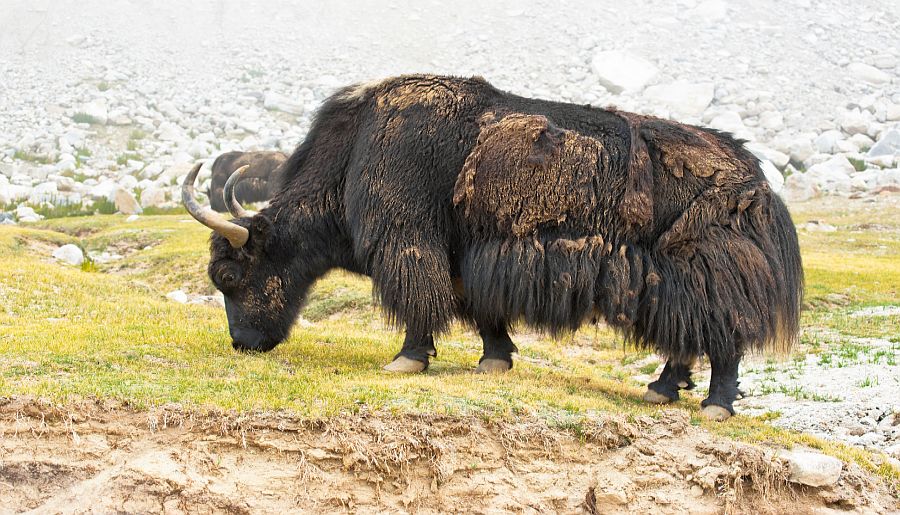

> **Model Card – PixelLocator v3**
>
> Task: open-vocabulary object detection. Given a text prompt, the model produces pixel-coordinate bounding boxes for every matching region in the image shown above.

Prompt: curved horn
[223,165,258,219]
[181,162,249,248]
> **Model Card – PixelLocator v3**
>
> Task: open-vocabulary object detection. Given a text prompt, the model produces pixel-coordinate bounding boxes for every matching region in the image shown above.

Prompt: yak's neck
[264,187,355,280]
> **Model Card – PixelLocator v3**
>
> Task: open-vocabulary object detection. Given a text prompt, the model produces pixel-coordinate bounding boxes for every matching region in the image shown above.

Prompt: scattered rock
[166,290,189,304]
[52,244,85,266]
[113,187,142,215]
[642,81,714,117]
[590,50,658,94]
[15,205,43,223]
[779,450,842,487]
[264,91,305,115]
[846,63,891,85]
[868,129,900,158]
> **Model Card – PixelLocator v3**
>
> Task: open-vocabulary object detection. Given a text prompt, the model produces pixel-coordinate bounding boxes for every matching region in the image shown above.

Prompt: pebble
[779,450,842,487]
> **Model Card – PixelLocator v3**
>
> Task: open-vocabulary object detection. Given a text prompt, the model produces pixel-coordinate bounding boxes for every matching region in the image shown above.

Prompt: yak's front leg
[475,320,518,374]
[383,332,437,373]
[700,352,742,421]
[643,359,696,404]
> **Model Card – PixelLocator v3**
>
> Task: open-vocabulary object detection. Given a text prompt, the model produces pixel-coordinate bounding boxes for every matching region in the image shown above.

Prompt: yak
[182,74,803,421]
[207,150,287,212]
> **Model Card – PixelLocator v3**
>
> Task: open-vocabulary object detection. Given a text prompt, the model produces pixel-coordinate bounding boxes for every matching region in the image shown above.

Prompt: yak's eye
[217,266,241,289]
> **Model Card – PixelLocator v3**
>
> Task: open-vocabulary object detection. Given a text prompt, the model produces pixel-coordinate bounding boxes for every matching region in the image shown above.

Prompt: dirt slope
[0,398,896,514]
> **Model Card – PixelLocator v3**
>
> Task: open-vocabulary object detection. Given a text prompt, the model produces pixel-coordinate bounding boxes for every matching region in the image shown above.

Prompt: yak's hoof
[701,405,732,422]
[642,389,675,404]
[383,356,427,373]
[475,358,511,374]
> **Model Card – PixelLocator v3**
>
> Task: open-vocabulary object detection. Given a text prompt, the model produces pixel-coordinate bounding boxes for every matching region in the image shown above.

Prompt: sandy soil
[1,397,896,514]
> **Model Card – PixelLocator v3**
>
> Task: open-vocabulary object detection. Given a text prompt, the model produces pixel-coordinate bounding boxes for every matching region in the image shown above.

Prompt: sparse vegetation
[13,149,52,164]
[848,156,867,172]
[72,112,102,124]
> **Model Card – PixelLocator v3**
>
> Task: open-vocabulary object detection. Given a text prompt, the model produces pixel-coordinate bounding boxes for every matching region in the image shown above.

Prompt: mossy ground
[1,197,897,485]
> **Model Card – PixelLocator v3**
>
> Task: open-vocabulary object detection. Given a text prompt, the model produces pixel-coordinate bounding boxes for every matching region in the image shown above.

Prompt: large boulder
[868,129,900,158]
[643,81,714,117]
[113,187,142,215]
[590,50,658,94]
[783,171,819,202]
[140,186,167,208]
[52,244,85,267]
[759,160,784,193]
[805,155,855,194]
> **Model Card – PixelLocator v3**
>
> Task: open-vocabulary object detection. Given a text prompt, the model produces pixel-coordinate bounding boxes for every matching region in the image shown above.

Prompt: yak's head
[183,163,301,352]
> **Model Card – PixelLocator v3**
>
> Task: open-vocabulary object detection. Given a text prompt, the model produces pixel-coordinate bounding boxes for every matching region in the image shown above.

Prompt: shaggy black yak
[207,151,286,212]
[183,75,803,420]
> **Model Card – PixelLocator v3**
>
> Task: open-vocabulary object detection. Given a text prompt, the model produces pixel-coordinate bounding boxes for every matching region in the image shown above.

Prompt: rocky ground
[2,0,899,494]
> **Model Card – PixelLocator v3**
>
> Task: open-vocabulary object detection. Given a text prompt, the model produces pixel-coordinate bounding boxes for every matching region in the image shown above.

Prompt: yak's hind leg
[701,352,742,421]
[643,359,696,404]
[475,319,518,373]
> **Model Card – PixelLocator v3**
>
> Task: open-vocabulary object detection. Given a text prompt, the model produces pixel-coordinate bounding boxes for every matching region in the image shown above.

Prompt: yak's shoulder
[330,74,498,110]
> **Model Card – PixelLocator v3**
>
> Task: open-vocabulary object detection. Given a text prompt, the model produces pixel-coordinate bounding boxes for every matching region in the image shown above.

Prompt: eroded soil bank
[1,397,897,514]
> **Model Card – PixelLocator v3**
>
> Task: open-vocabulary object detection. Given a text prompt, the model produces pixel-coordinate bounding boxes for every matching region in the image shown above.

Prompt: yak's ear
[248,215,273,251]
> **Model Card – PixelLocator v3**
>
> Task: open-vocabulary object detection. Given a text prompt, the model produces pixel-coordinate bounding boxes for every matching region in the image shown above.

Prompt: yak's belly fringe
[463,226,794,364]
[462,237,607,335]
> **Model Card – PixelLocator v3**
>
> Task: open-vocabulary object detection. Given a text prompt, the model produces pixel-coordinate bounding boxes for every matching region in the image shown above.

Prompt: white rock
[805,155,855,194]
[783,169,819,202]
[815,130,844,154]
[29,181,58,204]
[779,450,842,487]
[15,205,43,222]
[847,63,891,85]
[0,184,31,204]
[643,81,714,117]
[74,99,108,125]
[839,109,871,136]
[746,142,790,169]
[157,122,187,143]
[868,129,900,158]
[758,111,784,131]
[760,160,784,192]
[166,290,189,304]
[140,186,167,208]
[689,0,728,21]
[263,91,305,115]
[89,180,119,201]
[709,111,751,140]
[591,50,658,94]
[113,187,142,215]
[785,135,816,164]
[52,244,84,266]
[126,214,140,222]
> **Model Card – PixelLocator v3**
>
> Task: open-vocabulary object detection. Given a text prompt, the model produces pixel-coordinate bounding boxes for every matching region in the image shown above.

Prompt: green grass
[72,112,102,125]
[13,150,52,164]
[1,197,898,486]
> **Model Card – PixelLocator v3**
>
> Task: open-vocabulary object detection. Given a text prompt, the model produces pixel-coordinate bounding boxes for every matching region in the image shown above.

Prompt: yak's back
[453,113,606,238]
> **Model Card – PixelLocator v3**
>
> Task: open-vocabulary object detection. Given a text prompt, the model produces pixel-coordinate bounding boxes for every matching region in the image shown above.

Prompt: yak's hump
[453,113,604,238]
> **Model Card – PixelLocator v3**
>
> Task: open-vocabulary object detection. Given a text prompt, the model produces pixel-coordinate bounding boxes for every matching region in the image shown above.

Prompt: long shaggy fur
[208,151,287,212]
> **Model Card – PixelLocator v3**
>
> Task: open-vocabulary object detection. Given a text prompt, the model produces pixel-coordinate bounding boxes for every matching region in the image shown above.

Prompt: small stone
[264,91,305,115]
[779,450,842,487]
[52,244,85,266]
[591,50,659,94]
[643,81,715,117]
[15,205,43,223]
[166,290,188,304]
[847,63,891,85]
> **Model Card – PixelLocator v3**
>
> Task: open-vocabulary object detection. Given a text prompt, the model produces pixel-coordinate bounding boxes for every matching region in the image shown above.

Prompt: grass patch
[13,150,52,164]
[848,156,867,172]
[72,112,102,125]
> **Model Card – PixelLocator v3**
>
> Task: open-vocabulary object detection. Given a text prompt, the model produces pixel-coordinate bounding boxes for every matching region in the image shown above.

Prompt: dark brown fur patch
[453,113,603,238]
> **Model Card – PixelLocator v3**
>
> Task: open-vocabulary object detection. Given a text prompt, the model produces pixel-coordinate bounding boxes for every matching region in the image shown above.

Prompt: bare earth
[1,398,896,514]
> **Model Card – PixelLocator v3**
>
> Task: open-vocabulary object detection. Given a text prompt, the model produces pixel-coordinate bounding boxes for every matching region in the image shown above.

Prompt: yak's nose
[231,327,266,352]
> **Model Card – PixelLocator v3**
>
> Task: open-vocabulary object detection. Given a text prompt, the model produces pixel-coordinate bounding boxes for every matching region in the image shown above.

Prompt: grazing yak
[183,75,802,420]
[207,151,287,212]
